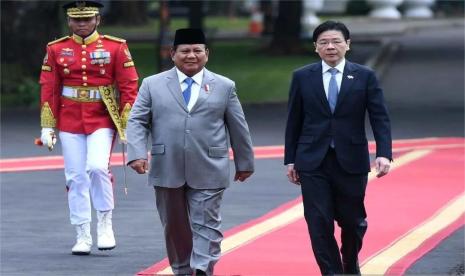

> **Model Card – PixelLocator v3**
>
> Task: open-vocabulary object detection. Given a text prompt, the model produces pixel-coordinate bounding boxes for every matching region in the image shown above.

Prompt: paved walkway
[1,19,464,275]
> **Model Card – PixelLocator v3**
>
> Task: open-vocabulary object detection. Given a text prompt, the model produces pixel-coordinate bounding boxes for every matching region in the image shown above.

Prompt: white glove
[40,128,57,150]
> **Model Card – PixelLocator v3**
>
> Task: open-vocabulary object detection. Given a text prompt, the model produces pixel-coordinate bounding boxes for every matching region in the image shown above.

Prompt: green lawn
[130,40,316,103]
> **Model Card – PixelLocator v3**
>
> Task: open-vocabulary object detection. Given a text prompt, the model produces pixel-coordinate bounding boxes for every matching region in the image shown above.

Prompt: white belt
[62,86,102,101]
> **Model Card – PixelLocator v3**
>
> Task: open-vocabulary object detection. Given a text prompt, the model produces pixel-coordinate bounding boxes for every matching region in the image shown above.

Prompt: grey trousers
[155,185,225,276]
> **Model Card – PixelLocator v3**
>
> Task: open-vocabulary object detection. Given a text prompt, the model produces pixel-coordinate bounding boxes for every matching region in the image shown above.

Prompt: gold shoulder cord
[98,86,125,141]
[40,102,56,128]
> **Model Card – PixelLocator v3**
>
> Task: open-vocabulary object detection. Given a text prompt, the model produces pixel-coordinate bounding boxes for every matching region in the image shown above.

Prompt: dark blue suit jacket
[284,61,392,174]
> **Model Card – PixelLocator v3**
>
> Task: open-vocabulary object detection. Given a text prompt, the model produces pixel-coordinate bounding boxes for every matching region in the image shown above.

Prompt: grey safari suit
[126,67,254,275]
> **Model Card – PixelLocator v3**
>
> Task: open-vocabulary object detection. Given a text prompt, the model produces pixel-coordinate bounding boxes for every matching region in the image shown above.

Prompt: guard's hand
[40,128,57,151]
[234,171,253,182]
[375,157,391,178]
[287,164,300,185]
[129,159,149,174]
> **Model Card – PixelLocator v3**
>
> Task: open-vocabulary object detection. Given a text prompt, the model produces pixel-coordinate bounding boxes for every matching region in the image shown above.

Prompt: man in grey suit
[126,28,254,276]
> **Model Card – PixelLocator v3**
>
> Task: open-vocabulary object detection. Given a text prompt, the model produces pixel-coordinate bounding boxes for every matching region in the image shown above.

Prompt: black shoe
[195,269,207,275]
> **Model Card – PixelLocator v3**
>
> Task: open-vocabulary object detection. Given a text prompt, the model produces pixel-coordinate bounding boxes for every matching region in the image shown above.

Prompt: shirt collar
[72,30,100,45]
[322,59,346,74]
[176,68,204,86]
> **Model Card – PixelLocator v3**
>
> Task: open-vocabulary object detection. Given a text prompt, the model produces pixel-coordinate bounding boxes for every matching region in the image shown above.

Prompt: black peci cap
[173,28,206,46]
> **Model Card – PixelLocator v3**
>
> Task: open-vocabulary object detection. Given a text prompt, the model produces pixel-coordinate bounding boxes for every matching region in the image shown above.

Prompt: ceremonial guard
[38,0,138,255]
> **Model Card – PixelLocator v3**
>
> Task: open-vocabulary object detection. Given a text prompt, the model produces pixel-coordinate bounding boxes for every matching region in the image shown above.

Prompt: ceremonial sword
[122,142,128,195]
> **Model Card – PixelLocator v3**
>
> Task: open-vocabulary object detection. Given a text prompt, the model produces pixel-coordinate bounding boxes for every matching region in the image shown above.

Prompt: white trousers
[59,128,115,225]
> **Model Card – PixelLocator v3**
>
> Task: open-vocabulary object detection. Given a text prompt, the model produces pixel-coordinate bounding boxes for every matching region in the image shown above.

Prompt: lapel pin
[347,75,354,79]
[204,84,210,93]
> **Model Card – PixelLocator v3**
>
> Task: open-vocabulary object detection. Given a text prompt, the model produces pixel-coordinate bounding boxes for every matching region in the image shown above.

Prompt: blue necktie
[328,68,338,148]
[183,77,194,106]
[328,68,339,114]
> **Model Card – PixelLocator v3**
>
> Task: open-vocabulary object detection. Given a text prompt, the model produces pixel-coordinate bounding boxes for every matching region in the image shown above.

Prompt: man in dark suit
[284,21,392,275]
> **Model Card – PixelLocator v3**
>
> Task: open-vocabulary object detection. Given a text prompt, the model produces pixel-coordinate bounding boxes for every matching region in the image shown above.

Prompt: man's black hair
[312,20,350,42]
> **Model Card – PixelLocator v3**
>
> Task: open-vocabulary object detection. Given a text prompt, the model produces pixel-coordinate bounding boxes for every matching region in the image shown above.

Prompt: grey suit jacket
[126,67,254,189]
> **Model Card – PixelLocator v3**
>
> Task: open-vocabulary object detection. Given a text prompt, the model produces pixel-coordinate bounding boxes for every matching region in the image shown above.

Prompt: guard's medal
[91,49,110,74]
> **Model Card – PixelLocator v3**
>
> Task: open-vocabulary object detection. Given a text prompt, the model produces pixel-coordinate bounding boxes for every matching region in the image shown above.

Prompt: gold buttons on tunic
[81,51,86,55]
[82,76,88,81]
[83,83,88,86]
[81,57,86,62]
[81,65,86,70]
[81,45,87,49]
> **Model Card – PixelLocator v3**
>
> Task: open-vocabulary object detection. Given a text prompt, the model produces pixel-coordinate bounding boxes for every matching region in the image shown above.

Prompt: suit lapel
[190,68,215,113]
[335,61,357,112]
[310,63,332,115]
[166,67,188,112]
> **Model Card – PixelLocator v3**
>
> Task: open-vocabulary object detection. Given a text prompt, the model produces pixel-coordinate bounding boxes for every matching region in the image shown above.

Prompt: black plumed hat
[63,1,104,18]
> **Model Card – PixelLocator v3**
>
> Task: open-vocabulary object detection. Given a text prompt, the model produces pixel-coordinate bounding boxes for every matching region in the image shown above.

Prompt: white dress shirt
[176,68,204,111]
[322,59,346,99]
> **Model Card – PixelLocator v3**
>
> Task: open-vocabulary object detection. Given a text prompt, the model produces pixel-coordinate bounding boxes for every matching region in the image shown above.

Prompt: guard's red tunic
[39,31,138,135]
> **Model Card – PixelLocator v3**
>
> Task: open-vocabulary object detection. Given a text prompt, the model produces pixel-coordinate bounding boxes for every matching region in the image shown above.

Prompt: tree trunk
[268,0,305,55]
[260,0,274,35]
[105,1,148,26]
[158,0,173,72]
[187,1,204,29]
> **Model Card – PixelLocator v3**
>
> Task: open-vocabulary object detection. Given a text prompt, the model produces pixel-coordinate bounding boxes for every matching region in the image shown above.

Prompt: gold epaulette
[103,35,126,43]
[47,36,70,46]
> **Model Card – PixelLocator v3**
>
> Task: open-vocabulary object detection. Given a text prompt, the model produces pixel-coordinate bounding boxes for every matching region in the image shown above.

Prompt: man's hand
[40,128,57,150]
[234,171,253,182]
[375,157,391,178]
[287,164,300,185]
[128,159,149,174]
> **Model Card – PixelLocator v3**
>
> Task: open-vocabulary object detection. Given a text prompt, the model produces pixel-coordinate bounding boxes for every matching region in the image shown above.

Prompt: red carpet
[0,138,462,275]
[137,138,464,275]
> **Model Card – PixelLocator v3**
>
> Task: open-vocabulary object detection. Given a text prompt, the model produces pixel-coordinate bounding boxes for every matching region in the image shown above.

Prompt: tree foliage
[1,1,62,76]
[1,1,62,105]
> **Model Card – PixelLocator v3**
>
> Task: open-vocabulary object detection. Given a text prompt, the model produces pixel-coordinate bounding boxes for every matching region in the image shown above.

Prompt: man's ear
[170,48,176,61]
[96,15,101,27]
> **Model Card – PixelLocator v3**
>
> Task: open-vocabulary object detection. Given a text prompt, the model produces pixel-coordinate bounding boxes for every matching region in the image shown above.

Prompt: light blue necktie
[328,68,339,148]
[183,77,194,106]
[328,68,339,114]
